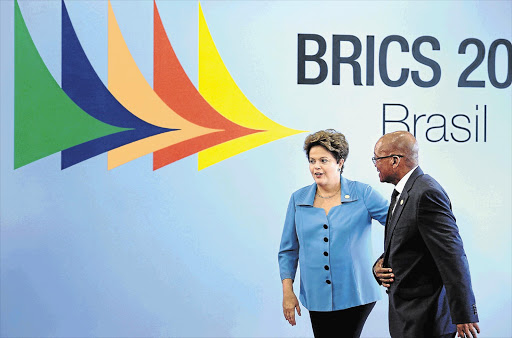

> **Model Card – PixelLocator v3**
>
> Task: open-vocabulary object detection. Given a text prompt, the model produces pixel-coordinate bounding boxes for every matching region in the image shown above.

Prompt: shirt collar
[395,166,418,194]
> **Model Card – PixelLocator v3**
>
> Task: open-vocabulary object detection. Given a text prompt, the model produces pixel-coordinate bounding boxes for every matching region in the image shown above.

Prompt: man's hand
[457,323,480,338]
[374,257,394,287]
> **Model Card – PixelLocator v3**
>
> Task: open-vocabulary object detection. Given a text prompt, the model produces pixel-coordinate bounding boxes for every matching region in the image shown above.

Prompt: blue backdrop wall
[1,1,511,337]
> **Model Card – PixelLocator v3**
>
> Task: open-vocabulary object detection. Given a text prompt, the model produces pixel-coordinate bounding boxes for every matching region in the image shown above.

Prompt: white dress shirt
[392,166,418,213]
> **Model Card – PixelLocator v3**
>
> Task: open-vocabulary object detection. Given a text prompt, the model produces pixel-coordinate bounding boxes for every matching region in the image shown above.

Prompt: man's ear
[392,156,400,168]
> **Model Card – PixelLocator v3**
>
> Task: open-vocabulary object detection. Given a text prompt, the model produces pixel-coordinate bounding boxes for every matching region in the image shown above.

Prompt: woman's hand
[283,292,301,325]
[282,279,301,325]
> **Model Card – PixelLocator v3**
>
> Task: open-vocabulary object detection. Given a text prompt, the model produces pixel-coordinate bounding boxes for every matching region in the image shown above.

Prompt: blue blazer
[279,175,388,311]
[381,167,478,337]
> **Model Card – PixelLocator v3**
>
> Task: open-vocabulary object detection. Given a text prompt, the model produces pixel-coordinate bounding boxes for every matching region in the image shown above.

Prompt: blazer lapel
[384,190,409,252]
[383,167,424,257]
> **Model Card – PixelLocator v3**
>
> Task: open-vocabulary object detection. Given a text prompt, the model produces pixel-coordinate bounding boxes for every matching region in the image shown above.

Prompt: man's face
[373,140,396,184]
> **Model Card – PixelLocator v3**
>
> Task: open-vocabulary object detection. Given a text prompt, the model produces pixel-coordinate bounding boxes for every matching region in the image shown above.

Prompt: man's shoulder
[414,173,444,190]
[411,173,450,201]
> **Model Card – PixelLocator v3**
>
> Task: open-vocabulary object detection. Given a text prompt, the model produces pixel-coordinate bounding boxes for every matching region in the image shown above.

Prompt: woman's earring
[338,168,341,172]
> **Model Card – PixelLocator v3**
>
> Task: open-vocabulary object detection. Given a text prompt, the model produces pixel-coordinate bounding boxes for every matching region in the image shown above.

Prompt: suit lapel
[384,190,409,252]
[383,167,424,257]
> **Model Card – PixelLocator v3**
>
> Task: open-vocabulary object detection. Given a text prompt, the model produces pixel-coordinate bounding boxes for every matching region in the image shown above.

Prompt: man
[372,131,480,338]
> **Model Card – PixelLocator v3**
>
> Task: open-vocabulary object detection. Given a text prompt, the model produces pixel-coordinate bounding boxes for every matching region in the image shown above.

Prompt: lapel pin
[400,200,404,205]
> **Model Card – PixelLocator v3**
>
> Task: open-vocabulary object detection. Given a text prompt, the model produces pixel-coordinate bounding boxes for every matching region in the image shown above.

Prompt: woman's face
[308,145,343,187]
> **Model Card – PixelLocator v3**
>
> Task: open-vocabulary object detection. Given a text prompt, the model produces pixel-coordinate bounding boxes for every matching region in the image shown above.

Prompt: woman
[278,129,388,338]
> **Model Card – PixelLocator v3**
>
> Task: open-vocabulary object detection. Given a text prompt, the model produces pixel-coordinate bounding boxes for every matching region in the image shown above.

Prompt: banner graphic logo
[14,0,305,171]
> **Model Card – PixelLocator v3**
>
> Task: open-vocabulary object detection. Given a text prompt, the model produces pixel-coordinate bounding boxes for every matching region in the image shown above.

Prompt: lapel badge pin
[400,200,404,205]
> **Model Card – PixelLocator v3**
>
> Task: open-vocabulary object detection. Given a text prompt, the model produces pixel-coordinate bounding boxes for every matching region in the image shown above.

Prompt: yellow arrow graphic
[197,2,306,170]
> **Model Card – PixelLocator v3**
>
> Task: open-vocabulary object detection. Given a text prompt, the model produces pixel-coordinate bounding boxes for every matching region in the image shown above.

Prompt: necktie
[389,189,399,217]
[385,189,399,240]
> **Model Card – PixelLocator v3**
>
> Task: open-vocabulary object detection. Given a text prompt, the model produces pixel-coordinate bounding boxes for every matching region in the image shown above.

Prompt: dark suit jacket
[378,167,478,337]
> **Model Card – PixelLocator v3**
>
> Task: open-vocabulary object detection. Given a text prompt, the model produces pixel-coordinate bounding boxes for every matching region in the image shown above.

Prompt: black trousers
[309,302,376,338]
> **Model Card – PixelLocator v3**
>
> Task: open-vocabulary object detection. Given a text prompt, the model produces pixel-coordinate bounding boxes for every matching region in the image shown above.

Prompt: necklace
[316,186,341,199]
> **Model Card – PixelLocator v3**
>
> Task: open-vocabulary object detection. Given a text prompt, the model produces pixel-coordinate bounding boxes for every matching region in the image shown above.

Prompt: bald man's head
[373,131,419,185]
[378,131,419,168]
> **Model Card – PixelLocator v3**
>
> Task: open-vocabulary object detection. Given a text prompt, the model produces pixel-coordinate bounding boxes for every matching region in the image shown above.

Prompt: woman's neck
[316,182,341,196]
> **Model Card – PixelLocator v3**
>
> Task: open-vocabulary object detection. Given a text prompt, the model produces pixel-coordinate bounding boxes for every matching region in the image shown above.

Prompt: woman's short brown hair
[303,129,349,173]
